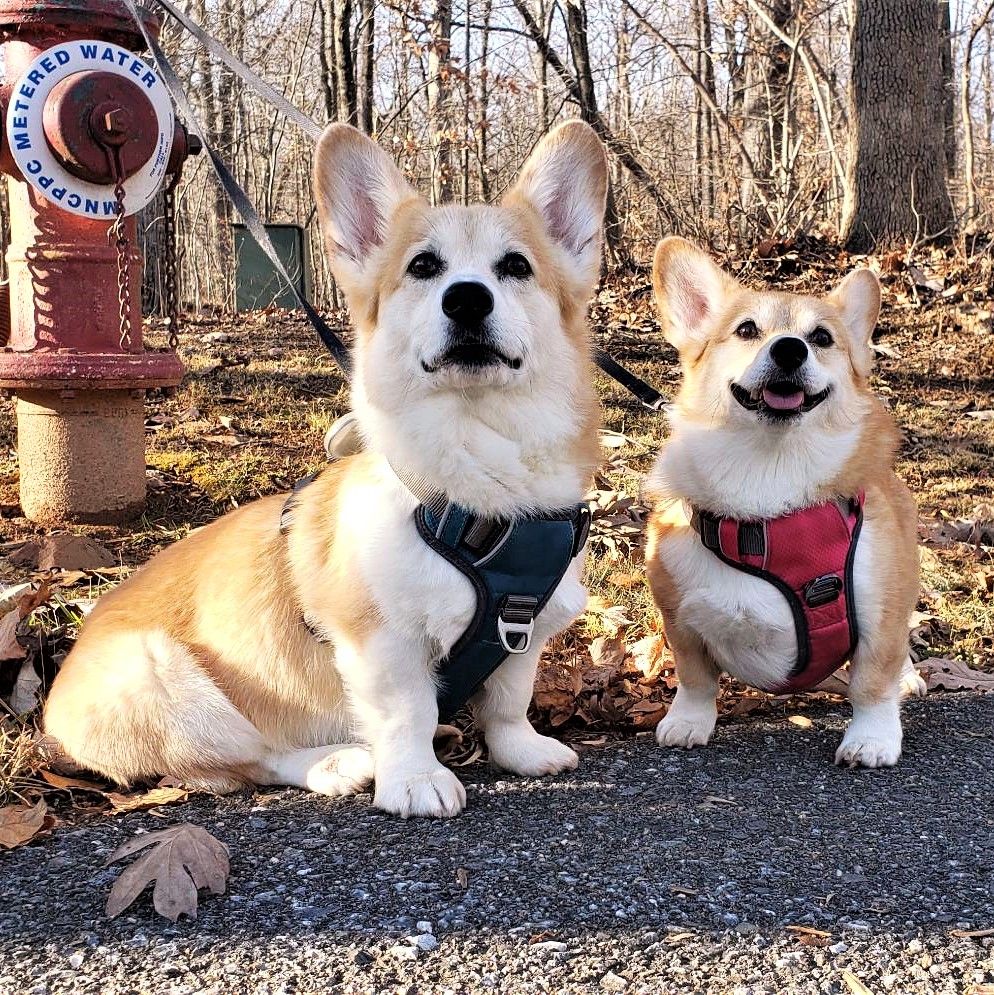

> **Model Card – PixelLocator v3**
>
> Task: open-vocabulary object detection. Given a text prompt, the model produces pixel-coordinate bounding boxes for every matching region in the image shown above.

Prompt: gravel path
[2,693,993,995]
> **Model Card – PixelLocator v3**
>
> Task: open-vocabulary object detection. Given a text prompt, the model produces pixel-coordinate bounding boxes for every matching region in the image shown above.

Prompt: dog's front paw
[836,701,903,768]
[487,726,579,777]
[835,733,902,768]
[899,660,927,700]
[656,714,715,749]
[374,765,466,819]
[307,746,374,797]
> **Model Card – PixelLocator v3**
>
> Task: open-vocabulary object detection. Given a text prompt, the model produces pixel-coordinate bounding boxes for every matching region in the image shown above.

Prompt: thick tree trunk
[939,0,956,177]
[842,0,955,252]
[428,0,453,204]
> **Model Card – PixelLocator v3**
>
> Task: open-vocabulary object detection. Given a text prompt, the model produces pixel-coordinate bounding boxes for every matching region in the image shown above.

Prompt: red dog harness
[691,492,864,693]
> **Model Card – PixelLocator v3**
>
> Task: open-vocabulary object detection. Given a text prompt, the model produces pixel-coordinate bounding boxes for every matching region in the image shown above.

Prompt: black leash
[130,0,665,410]
[593,348,663,409]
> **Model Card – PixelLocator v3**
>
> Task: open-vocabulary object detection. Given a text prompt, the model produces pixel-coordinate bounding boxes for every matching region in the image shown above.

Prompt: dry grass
[0,714,43,806]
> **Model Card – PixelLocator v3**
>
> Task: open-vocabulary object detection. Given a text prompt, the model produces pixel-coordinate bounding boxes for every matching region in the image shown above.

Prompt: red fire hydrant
[0,0,197,523]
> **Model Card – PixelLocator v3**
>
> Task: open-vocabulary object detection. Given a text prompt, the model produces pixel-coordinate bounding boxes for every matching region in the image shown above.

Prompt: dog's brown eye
[407,251,445,280]
[734,320,760,340]
[809,326,834,348]
[496,252,533,280]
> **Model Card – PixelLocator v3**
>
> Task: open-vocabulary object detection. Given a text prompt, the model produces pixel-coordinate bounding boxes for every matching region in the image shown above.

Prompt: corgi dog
[644,237,923,768]
[42,121,608,818]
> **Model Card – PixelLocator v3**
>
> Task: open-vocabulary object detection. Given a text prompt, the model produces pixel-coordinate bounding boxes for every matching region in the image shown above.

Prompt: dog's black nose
[442,281,494,324]
[769,336,808,372]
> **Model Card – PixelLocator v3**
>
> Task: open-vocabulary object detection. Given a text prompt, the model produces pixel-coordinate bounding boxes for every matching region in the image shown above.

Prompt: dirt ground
[1,244,992,754]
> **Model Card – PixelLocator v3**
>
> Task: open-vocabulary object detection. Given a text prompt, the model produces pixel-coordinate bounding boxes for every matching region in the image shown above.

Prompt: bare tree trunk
[842,0,955,251]
[333,0,357,125]
[462,2,472,205]
[428,0,453,204]
[615,8,632,133]
[476,0,493,200]
[691,0,709,213]
[939,0,956,177]
[962,0,994,219]
[740,0,792,230]
[532,0,550,130]
[318,0,337,121]
[565,0,624,261]
[357,0,375,133]
[986,23,994,183]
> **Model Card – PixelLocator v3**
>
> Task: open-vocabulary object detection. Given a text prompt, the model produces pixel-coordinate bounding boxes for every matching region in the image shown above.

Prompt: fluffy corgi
[645,237,923,768]
[42,121,608,817]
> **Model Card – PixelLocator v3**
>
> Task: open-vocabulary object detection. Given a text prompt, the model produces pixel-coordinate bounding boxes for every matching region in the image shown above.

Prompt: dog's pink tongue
[763,388,804,411]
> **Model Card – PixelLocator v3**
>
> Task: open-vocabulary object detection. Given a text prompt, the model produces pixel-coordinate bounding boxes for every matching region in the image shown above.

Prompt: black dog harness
[281,469,590,720]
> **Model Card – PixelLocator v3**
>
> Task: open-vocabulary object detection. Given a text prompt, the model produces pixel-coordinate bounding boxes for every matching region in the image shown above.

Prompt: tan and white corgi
[644,237,923,768]
[42,121,608,817]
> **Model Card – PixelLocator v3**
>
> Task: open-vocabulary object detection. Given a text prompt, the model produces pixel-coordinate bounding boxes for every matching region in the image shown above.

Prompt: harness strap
[417,502,590,720]
[691,493,864,693]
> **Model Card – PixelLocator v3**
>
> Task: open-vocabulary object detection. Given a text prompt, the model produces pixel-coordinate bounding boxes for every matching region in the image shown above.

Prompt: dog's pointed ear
[313,124,419,282]
[652,237,737,353]
[506,121,608,286]
[828,269,880,378]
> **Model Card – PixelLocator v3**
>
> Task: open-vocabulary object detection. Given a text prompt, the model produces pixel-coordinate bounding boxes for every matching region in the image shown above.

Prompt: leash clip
[497,594,538,654]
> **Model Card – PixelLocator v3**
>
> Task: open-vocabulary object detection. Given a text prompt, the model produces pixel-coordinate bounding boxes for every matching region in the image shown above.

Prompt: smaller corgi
[644,237,923,767]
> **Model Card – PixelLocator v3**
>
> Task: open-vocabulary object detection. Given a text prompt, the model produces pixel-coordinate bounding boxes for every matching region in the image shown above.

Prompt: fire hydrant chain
[103,144,134,352]
[163,173,181,351]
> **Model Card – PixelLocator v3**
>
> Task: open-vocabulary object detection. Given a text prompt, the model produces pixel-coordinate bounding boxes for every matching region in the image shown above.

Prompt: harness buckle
[497,594,538,654]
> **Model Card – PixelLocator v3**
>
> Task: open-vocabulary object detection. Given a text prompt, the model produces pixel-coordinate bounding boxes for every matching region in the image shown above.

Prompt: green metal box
[232,223,311,311]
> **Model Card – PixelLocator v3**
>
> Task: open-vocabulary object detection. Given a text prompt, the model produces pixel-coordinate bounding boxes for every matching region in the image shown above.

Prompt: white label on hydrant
[5,40,174,219]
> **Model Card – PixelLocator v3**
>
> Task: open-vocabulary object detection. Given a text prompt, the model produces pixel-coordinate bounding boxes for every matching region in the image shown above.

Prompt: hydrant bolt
[93,102,132,146]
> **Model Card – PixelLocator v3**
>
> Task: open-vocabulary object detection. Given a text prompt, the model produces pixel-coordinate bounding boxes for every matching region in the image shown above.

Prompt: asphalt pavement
[2,693,993,995]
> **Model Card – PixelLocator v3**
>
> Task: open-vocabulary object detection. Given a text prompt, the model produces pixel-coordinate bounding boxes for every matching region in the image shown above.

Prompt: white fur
[836,698,903,767]
[655,679,718,748]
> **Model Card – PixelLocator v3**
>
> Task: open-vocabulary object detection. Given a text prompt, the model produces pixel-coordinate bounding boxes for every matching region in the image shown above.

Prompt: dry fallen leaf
[0,607,24,661]
[39,770,109,793]
[106,786,190,813]
[0,799,55,850]
[105,824,229,921]
[788,715,814,729]
[786,924,832,947]
[950,927,994,939]
[840,970,876,995]
[9,659,42,714]
[917,657,994,691]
